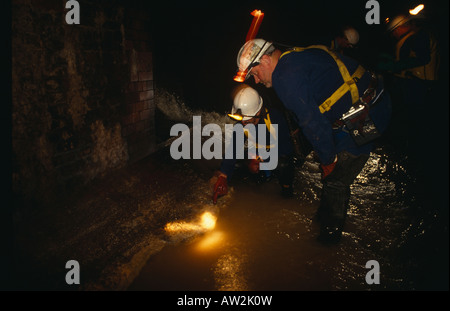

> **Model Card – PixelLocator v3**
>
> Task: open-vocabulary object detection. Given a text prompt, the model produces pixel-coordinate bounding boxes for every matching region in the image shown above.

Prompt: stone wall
[12,0,155,206]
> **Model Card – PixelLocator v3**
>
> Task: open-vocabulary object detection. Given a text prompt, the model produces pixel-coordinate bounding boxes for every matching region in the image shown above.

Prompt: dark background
[5,0,448,291]
[147,0,448,113]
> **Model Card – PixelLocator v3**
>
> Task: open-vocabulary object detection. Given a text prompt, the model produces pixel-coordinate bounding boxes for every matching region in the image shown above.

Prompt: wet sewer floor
[128,144,447,291]
[129,181,336,291]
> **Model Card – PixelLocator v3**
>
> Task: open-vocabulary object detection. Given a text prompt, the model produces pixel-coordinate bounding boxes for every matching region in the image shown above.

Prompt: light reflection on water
[129,145,445,291]
[214,252,249,291]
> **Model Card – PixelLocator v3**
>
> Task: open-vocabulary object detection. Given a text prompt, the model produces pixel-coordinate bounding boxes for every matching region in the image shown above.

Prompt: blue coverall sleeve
[273,62,337,165]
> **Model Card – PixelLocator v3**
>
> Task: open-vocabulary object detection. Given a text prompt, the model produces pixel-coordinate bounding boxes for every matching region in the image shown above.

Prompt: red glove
[320,156,338,180]
[213,176,228,204]
[247,158,260,174]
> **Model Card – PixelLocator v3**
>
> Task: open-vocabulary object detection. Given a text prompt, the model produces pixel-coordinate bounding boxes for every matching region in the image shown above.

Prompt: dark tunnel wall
[12,0,155,207]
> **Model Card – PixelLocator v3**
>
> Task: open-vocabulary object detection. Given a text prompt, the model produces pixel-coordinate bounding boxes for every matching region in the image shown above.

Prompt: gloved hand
[320,156,338,180]
[247,158,261,174]
[213,175,228,204]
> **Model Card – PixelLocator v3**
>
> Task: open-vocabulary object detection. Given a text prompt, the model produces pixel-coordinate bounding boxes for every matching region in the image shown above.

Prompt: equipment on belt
[280,45,383,146]
[339,74,383,145]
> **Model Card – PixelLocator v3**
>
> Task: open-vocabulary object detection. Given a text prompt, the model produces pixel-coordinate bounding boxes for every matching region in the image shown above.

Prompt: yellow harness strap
[263,108,277,139]
[244,108,276,149]
[280,45,365,113]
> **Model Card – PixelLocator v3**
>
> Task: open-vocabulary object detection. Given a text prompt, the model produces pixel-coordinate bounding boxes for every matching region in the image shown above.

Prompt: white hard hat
[236,39,273,80]
[344,27,359,45]
[386,14,410,32]
[229,86,263,121]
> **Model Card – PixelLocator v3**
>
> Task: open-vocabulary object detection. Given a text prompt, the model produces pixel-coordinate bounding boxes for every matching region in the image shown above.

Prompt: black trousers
[317,151,370,229]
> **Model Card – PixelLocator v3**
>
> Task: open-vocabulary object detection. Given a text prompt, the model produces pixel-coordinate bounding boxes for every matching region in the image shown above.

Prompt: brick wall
[123,49,155,163]
[12,0,155,206]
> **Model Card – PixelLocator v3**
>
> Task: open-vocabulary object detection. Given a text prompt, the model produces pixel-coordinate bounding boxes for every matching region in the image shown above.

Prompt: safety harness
[279,45,382,146]
[243,108,276,150]
[280,45,365,113]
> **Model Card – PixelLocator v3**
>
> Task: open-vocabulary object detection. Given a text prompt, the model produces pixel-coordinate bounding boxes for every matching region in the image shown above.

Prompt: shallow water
[128,89,448,291]
[129,147,446,291]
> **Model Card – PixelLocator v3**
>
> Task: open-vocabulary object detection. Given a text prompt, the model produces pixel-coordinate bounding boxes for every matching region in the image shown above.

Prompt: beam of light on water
[165,211,226,252]
[195,231,226,252]
[200,212,217,230]
[164,211,218,234]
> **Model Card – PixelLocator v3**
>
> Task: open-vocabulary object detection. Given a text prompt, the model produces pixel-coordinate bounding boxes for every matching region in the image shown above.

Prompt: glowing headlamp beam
[246,10,264,42]
[227,113,244,121]
[234,9,264,82]
[233,71,247,83]
[164,211,217,234]
[409,4,424,15]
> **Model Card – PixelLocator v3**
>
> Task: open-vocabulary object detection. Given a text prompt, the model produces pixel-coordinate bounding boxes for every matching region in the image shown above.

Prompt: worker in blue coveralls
[211,84,297,204]
[235,39,392,244]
